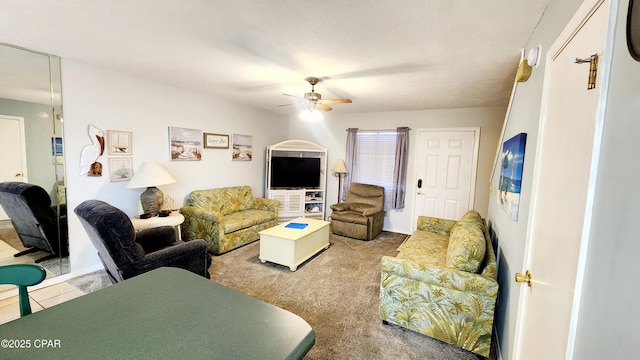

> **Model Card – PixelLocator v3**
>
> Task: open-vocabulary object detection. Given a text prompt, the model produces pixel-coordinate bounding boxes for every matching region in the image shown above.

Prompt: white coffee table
[259,217,330,271]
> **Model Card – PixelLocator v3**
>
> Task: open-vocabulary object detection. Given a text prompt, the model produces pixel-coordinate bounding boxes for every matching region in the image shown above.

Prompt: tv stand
[265,140,327,223]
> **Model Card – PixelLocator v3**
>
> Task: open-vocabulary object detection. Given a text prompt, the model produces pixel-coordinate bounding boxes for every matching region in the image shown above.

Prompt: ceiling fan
[280,77,352,112]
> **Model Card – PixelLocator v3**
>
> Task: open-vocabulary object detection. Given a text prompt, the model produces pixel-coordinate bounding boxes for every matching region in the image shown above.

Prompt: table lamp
[331,159,348,203]
[126,162,176,216]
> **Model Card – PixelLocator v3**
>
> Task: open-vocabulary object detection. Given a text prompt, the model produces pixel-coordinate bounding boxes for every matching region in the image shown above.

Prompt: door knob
[15,172,22,177]
[515,270,532,287]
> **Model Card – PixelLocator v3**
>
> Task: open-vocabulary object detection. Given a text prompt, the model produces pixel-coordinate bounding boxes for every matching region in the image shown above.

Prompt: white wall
[61,60,288,275]
[485,0,593,358]
[572,0,640,358]
[288,106,505,234]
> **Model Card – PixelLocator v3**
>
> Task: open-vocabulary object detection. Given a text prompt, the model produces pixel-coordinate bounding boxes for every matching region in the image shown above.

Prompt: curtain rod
[345,127,411,132]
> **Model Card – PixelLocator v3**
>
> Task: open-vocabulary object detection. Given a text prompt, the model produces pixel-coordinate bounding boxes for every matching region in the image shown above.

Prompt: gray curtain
[392,127,409,209]
[343,128,358,202]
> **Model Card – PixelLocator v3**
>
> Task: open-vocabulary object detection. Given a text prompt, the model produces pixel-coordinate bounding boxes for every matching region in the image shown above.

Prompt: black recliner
[74,199,212,283]
[0,182,68,262]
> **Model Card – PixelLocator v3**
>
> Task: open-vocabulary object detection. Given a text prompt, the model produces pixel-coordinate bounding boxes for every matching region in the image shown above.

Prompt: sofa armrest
[381,256,498,297]
[254,197,280,214]
[135,226,176,252]
[416,216,457,236]
[180,206,225,243]
[180,206,224,222]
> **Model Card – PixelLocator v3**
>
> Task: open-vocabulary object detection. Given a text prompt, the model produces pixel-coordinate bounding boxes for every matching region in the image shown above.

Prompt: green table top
[0,267,315,359]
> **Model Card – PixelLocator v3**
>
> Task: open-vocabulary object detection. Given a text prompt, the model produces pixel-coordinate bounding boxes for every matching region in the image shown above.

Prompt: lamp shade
[331,159,348,174]
[126,162,177,189]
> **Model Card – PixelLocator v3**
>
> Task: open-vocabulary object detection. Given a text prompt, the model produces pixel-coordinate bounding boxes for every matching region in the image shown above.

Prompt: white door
[0,115,28,220]
[513,1,608,359]
[413,128,479,226]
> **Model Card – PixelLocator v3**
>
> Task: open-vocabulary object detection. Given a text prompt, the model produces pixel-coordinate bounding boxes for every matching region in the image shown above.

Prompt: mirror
[0,43,68,290]
[629,0,640,61]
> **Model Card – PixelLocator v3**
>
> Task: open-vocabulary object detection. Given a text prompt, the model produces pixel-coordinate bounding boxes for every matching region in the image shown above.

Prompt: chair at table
[0,182,69,263]
[0,264,46,317]
[329,182,385,241]
[74,200,212,283]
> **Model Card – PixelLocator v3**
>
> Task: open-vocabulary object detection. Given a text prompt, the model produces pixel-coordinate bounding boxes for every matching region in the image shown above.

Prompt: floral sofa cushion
[445,210,486,273]
[379,210,498,357]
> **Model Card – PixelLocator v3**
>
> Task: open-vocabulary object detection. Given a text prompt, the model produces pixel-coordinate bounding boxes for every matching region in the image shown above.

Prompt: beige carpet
[209,232,496,360]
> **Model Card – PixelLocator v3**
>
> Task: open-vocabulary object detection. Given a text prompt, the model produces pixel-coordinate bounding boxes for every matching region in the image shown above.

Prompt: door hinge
[573,54,598,90]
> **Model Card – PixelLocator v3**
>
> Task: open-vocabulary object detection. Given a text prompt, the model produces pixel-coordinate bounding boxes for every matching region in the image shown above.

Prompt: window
[353,131,397,206]
[345,127,409,209]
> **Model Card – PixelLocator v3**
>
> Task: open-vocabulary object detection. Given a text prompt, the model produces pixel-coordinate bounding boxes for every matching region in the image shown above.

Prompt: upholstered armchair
[330,182,385,241]
[74,200,211,283]
[0,182,68,262]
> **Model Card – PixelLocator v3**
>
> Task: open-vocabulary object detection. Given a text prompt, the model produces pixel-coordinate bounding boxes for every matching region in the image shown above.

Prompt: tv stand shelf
[265,140,327,223]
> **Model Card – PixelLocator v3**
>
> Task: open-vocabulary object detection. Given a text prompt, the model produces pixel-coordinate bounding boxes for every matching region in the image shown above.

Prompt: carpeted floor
[209,231,496,360]
[38,231,496,359]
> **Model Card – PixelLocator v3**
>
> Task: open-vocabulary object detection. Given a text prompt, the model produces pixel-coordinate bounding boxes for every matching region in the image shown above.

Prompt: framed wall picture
[231,134,253,161]
[497,133,527,221]
[107,130,133,155]
[203,133,229,149]
[169,126,202,161]
[628,0,640,61]
[109,157,133,182]
[51,137,63,164]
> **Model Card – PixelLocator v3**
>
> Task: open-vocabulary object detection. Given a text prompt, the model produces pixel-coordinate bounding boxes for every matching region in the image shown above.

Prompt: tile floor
[1,223,85,324]
[0,281,86,325]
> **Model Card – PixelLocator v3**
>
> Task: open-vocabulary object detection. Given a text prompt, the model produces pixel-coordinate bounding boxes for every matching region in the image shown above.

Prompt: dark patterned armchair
[330,183,385,241]
[75,200,211,283]
[0,182,68,262]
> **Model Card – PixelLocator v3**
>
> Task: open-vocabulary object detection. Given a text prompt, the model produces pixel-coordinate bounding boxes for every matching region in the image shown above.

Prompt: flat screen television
[270,157,321,189]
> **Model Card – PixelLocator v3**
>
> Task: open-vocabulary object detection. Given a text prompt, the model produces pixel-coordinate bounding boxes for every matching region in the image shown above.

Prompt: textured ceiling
[0,0,549,114]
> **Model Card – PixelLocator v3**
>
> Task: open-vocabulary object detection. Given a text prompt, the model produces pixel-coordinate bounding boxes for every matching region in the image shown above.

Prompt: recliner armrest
[137,239,211,278]
[330,203,350,212]
[136,226,176,252]
[362,208,383,216]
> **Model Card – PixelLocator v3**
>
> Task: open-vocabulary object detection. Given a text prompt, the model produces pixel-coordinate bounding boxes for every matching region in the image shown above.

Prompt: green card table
[0,267,315,359]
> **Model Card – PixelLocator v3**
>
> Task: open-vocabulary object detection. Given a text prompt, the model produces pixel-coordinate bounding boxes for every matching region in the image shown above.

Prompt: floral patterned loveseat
[180,186,279,254]
[379,210,498,357]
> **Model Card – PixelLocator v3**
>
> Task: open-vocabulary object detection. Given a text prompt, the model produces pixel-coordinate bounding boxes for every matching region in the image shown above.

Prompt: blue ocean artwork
[498,133,527,221]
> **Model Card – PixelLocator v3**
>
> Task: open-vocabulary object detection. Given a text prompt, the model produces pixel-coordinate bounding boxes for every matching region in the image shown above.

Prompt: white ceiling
[0,0,549,114]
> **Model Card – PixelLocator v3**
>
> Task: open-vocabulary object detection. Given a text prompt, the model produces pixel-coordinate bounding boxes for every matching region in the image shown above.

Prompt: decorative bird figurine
[79,124,105,176]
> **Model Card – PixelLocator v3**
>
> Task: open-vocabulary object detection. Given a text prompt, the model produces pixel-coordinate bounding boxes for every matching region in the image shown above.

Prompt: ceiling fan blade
[319,98,352,104]
[277,103,294,107]
[316,103,333,112]
[283,93,302,99]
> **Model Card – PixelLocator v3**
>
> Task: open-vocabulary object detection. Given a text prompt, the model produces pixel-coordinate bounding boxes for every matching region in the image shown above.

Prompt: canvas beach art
[169,127,202,161]
[498,133,527,220]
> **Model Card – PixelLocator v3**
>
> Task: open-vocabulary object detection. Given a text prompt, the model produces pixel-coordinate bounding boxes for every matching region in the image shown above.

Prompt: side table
[130,211,185,240]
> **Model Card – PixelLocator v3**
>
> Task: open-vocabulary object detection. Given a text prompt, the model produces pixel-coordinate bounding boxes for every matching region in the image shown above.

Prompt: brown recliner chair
[330,183,385,241]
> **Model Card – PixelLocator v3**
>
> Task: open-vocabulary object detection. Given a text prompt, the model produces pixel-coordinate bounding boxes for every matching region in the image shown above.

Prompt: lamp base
[140,186,164,216]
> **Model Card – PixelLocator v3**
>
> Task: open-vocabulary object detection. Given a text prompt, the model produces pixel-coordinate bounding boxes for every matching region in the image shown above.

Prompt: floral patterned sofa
[180,186,279,254]
[379,210,498,357]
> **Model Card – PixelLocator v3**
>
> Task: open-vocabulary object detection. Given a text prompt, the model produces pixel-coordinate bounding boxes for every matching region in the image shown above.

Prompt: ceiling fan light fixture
[299,108,323,122]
